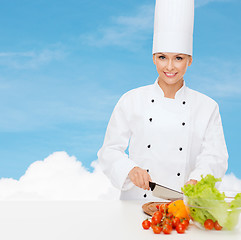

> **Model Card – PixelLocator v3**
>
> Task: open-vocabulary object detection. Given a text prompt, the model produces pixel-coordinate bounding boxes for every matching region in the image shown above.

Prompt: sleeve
[188,103,228,181]
[97,94,137,191]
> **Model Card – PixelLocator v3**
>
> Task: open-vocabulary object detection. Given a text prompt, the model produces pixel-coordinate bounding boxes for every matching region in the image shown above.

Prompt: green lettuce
[182,174,241,230]
[225,193,241,230]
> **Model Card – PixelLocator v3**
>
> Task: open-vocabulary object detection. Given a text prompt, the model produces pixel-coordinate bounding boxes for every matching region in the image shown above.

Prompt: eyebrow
[157,53,185,56]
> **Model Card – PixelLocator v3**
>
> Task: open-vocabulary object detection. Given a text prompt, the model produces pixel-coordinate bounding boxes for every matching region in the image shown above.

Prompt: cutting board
[142,202,169,216]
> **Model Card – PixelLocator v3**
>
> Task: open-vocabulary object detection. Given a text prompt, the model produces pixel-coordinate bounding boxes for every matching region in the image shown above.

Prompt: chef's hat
[152,0,194,56]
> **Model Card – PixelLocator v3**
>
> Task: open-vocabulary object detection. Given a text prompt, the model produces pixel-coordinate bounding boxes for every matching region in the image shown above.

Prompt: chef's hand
[128,167,152,190]
[185,179,198,186]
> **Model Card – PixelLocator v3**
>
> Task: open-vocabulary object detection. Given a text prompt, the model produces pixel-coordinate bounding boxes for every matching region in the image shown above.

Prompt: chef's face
[153,52,192,86]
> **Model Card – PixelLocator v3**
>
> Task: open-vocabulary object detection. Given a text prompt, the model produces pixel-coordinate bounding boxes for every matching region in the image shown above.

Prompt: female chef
[97,0,228,200]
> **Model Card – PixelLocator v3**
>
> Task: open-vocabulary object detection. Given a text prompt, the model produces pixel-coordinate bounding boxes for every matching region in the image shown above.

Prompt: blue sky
[0,0,240,180]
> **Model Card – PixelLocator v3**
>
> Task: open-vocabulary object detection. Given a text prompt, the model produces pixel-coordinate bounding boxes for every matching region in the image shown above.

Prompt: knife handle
[149,181,156,191]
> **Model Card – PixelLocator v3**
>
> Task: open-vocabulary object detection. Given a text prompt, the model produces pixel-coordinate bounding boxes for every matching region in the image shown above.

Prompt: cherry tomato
[153,211,163,220]
[166,212,173,219]
[159,203,168,213]
[156,204,160,210]
[180,219,189,228]
[152,225,162,234]
[214,221,223,231]
[172,217,181,228]
[151,214,162,225]
[163,218,172,226]
[176,223,186,234]
[163,224,172,234]
[204,219,214,230]
[142,219,151,230]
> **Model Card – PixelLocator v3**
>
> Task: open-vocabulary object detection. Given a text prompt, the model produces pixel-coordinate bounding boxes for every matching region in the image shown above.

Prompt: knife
[149,182,183,201]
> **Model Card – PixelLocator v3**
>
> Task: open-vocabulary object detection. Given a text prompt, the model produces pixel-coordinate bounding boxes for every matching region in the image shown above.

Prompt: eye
[176,56,183,60]
[158,55,165,60]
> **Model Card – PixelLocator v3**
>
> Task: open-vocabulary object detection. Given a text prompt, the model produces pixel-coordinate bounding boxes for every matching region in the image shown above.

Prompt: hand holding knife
[128,167,152,190]
[128,167,183,200]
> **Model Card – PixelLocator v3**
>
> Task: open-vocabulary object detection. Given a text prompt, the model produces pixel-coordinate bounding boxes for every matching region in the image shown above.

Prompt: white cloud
[81,4,154,50]
[0,151,240,201]
[218,173,241,196]
[0,152,119,200]
[0,48,65,69]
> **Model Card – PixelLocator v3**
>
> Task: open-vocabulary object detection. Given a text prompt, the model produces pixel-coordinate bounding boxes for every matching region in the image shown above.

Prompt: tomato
[163,218,172,226]
[156,204,160,210]
[172,217,180,228]
[176,223,186,234]
[152,225,162,234]
[163,224,172,234]
[159,203,168,213]
[204,219,214,230]
[142,219,151,230]
[166,212,173,219]
[180,219,189,228]
[151,214,162,225]
[214,221,223,231]
[153,211,163,220]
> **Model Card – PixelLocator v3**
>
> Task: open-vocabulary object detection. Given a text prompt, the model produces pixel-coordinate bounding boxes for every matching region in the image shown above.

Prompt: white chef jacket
[97,80,228,200]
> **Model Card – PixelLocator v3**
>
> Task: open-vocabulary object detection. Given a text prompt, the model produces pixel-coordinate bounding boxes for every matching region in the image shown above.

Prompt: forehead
[156,52,187,57]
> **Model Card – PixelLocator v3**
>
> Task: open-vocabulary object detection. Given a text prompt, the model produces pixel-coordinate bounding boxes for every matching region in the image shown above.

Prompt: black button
[147,145,151,148]
[149,118,152,122]
[143,193,147,198]
[147,169,149,173]
[179,147,183,151]
[182,122,185,126]
[182,101,186,105]
[177,173,181,176]
[151,99,154,103]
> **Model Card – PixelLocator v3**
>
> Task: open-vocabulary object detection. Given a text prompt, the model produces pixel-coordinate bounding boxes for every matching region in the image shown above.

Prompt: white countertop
[0,201,240,240]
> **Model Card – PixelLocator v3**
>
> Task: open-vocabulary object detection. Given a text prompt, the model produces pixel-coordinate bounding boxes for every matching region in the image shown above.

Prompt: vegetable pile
[182,174,241,230]
[142,202,190,234]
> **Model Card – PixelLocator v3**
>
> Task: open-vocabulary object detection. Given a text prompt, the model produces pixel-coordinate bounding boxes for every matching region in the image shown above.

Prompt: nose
[166,59,174,71]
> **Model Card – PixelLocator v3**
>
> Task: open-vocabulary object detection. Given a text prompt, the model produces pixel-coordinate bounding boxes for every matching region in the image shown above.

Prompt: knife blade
[149,182,183,201]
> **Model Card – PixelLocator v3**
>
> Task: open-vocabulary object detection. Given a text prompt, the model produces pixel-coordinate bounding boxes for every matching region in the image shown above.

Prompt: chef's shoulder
[187,87,219,111]
[115,84,153,108]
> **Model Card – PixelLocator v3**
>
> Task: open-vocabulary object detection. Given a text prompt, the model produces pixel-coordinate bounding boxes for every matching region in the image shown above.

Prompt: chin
[163,79,180,85]
[161,76,183,85]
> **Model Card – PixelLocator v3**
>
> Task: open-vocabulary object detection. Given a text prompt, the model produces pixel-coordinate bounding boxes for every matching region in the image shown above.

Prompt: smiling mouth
[164,72,177,77]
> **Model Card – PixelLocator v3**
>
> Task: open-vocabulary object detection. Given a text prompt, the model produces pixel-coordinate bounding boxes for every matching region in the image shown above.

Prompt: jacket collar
[153,78,186,100]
